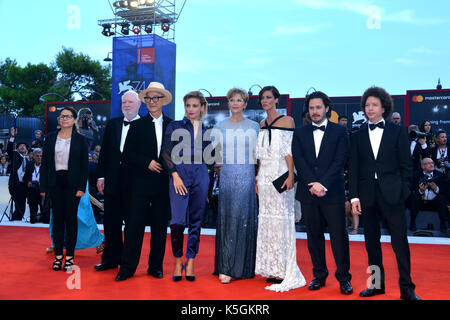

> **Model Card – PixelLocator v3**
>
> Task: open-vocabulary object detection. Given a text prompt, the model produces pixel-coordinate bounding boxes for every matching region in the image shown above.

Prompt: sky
[0,0,449,119]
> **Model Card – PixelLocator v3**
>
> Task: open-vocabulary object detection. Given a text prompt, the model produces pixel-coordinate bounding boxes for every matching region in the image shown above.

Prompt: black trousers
[301,202,351,283]
[410,192,447,229]
[49,171,81,257]
[119,191,170,276]
[11,182,27,220]
[361,181,415,292]
[27,186,43,223]
[101,168,132,266]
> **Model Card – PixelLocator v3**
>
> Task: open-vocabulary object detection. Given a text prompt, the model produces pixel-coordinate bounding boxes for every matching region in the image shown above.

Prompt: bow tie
[369,122,384,131]
[313,125,326,132]
[123,120,131,126]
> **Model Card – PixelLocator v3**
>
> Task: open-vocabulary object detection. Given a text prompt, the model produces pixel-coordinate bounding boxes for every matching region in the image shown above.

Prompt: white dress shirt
[312,119,328,191]
[151,113,163,158]
[312,119,328,158]
[420,171,439,201]
[120,114,140,153]
[32,164,40,182]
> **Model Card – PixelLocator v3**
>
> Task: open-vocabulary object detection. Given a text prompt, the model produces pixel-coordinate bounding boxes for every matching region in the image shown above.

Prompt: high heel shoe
[63,256,74,272]
[219,274,231,284]
[172,263,184,282]
[52,256,63,271]
[185,261,195,282]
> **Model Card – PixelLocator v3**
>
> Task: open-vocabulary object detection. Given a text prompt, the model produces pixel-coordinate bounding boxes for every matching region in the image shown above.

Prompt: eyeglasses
[144,96,164,103]
[59,115,74,120]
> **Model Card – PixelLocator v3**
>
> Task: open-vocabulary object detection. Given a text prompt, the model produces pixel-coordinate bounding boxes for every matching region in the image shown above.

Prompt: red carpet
[0,226,449,300]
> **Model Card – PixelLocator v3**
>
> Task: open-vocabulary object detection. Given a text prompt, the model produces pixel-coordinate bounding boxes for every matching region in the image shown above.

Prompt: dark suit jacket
[292,121,349,205]
[412,169,449,199]
[422,145,450,167]
[122,113,172,196]
[23,161,39,184]
[6,141,30,185]
[349,121,412,206]
[96,116,130,195]
[39,130,89,194]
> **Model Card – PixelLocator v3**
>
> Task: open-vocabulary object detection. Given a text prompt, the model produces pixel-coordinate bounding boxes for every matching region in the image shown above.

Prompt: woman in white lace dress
[255,86,306,292]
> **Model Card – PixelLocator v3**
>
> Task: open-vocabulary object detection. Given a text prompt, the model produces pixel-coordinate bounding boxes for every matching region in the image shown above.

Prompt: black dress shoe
[266,278,284,284]
[94,263,118,271]
[148,270,163,279]
[359,288,385,297]
[308,278,326,290]
[400,289,421,301]
[340,281,353,295]
[115,273,132,281]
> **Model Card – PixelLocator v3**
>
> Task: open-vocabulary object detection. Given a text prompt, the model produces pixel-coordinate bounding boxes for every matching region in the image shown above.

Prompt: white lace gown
[255,128,306,292]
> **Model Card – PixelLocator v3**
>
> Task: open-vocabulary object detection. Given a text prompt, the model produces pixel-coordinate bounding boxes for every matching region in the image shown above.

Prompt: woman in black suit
[40,106,89,271]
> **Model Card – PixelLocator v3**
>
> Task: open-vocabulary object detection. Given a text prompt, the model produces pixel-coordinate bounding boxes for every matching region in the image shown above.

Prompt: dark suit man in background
[95,90,141,271]
[115,82,172,281]
[409,158,448,233]
[349,86,420,300]
[7,128,30,221]
[423,130,449,175]
[292,91,353,295]
[23,148,43,224]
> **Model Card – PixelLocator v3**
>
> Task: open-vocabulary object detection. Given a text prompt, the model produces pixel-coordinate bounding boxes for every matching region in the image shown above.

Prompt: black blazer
[349,121,412,206]
[96,116,129,195]
[412,169,449,198]
[122,113,172,196]
[422,145,450,165]
[6,141,30,185]
[23,161,39,184]
[40,130,89,194]
[292,121,349,204]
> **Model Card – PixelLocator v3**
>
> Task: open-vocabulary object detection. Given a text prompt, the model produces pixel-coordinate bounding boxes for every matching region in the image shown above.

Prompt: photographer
[408,125,428,173]
[6,127,30,221]
[423,130,449,175]
[409,158,448,233]
[78,110,98,150]
[23,149,44,224]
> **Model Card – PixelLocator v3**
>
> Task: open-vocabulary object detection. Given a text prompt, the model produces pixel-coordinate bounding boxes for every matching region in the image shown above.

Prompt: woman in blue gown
[48,181,105,252]
[213,88,259,284]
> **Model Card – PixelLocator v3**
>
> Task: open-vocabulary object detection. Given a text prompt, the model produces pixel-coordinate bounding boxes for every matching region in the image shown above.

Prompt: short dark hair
[258,86,281,108]
[305,91,332,118]
[436,130,446,138]
[360,86,394,119]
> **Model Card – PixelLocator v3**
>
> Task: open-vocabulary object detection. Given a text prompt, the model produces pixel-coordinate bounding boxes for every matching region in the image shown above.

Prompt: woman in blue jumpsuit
[161,91,210,281]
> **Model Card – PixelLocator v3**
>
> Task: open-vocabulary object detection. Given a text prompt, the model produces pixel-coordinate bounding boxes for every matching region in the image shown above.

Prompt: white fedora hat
[138,81,173,105]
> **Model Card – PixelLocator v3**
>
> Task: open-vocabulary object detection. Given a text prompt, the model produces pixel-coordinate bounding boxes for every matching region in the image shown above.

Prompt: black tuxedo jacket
[122,113,172,196]
[96,116,130,195]
[39,130,89,194]
[23,161,39,184]
[6,141,30,185]
[349,121,412,206]
[423,145,450,165]
[292,121,349,204]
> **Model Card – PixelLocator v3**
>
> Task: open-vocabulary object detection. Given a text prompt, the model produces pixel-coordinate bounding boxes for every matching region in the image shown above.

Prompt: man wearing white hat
[116,82,173,281]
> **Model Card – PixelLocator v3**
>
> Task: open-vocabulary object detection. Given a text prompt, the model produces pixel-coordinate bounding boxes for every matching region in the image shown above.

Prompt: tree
[0,58,57,116]
[54,47,111,101]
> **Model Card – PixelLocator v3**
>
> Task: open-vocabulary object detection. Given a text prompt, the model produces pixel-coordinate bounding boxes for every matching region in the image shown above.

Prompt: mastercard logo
[49,106,56,112]
[412,95,424,103]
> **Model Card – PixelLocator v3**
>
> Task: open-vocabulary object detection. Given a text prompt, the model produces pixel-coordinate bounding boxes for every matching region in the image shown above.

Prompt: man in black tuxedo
[349,86,420,300]
[409,158,448,232]
[292,91,353,295]
[7,128,30,221]
[115,82,172,281]
[94,90,141,271]
[23,148,43,224]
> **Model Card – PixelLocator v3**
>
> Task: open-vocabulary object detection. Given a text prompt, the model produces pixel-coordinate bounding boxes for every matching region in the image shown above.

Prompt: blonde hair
[226,88,249,104]
[183,91,208,120]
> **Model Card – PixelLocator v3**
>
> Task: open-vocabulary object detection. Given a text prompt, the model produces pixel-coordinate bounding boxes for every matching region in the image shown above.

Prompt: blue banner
[111,34,176,119]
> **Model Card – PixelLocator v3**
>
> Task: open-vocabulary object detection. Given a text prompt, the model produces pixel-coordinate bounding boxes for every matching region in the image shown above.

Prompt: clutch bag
[272,171,298,193]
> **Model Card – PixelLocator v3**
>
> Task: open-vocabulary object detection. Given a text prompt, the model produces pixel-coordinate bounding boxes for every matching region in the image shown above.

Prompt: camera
[438,157,450,169]
[410,130,431,140]
[419,174,437,185]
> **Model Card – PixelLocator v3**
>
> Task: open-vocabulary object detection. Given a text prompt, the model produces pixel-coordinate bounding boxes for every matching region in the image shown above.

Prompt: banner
[406,89,450,133]
[111,34,176,120]
[45,100,110,148]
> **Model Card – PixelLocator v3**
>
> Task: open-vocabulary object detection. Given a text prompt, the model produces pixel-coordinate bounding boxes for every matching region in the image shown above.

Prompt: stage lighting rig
[99,0,186,41]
